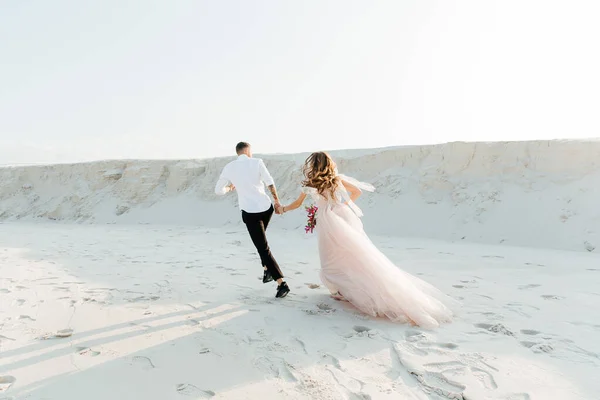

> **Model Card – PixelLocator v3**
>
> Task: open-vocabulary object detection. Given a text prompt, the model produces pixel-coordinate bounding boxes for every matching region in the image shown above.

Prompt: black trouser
[241,205,283,281]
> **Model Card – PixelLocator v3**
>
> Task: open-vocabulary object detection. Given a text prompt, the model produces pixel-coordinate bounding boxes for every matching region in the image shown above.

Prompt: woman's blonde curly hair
[302,152,340,199]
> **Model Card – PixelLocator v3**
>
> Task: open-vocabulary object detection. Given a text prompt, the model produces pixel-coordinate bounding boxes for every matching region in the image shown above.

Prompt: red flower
[305,205,318,233]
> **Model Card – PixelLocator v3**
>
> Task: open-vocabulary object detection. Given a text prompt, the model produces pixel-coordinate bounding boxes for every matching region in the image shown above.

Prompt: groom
[214,142,290,298]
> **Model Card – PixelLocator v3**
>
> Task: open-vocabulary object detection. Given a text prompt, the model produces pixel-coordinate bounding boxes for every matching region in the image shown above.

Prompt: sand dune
[1,140,598,252]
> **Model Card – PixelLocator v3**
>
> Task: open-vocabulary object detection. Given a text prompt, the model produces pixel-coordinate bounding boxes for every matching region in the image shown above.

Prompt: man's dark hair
[236,142,250,154]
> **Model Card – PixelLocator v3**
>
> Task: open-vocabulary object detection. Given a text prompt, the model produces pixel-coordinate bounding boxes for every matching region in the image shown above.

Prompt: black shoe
[263,269,273,283]
[276,282,290,298]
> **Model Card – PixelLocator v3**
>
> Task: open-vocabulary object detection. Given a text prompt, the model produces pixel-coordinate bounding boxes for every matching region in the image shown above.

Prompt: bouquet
[305,205,318,233]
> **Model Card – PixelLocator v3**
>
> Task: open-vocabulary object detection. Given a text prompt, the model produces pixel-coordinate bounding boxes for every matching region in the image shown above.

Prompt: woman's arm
[282,192,307,213]
[341,179,362,202]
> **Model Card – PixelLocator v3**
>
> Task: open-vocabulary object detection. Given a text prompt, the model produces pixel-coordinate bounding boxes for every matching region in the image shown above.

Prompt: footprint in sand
[0,289,10,294]
[253,357,298,383]
[18,315,36,322]
[0,376,16,392]
[131,356,155,370]
[530,343,554,353]
[519,284,541,290]
[541,295,564,300]
[276,361,298,383]
[410,370,466,399]
[175,384,215,397]
[350,325,379,338]
[55,329,74,338]
[304,304,334,316]
[520,340,554,353]
[428,359,494,393]
[475,323,515,336]
[317,303,334,312]
[505,393,531,400]
[306,283,320,289]
[405,330,429,343]
[293,337,308,355]
[37,329,74,341]
[128,295,161,303]
[323,354,343,371]
[435,343,459,350]
[520,329,541,336]
[75,347,101,357]
[0,335,16,343]
[471,366,498,390]
[32,277,59,282]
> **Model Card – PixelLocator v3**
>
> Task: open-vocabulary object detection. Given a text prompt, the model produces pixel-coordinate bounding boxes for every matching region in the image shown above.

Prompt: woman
[281,152,456,329]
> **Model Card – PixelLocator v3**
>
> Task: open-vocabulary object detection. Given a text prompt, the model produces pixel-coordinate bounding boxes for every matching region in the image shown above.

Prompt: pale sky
[1,0,599,164]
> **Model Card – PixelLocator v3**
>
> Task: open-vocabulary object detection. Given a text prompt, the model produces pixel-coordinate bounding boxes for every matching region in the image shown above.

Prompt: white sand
[1,140,599,399]
[1,224,598,399]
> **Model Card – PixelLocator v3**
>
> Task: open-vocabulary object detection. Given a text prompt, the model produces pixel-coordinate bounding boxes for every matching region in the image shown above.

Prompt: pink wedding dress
[303,174,456,329]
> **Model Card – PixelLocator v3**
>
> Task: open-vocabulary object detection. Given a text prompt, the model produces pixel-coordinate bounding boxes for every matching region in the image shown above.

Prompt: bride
[281,152,456,329]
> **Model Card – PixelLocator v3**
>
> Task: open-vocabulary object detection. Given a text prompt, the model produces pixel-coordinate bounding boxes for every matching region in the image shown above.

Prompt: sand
[1,140,599,399]
[1,224,598,399]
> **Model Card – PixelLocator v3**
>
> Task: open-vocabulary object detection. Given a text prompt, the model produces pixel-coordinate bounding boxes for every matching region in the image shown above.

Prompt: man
[214,142,290,298]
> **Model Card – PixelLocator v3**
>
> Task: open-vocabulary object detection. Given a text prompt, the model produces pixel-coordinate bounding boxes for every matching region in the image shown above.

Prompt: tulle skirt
[316,201,456,329]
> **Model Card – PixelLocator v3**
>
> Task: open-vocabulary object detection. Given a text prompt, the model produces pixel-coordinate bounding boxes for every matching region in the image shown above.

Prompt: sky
[1,0,599,164]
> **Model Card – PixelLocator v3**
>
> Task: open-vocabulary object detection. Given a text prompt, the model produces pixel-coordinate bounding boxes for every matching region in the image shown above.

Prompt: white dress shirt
[215,154,275,213]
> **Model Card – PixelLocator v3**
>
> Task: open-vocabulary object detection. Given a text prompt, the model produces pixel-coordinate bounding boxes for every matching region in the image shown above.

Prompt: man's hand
[227,183,235,192]
[268,184,282,214]
[274,202,283,215]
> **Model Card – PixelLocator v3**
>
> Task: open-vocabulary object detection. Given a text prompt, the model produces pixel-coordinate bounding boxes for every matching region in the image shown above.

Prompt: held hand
[228,184,235,192]
[274,202,283,215]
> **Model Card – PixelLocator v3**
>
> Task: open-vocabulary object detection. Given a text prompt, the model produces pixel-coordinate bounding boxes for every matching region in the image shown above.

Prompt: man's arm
[268,184,280,203]
[214,168,233,196]
[258,160,281,211]
[269,185,282,214]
